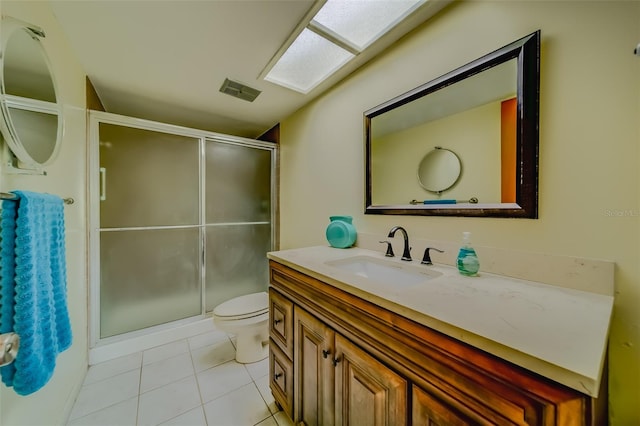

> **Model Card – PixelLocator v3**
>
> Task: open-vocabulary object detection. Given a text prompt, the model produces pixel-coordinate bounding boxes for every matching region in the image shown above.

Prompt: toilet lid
[213,292,268,318]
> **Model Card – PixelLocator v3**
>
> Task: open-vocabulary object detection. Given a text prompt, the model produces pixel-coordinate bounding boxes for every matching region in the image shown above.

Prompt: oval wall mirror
[0,17,62,169]
[417,147,461,193]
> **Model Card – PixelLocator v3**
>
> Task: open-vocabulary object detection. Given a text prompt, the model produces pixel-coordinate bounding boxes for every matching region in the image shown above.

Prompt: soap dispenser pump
[457,232,480,276]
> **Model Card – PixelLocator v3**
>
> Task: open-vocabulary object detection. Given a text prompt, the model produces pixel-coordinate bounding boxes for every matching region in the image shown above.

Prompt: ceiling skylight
[263,0,427,94]
[264,28,354,94]
[311,0,425,51]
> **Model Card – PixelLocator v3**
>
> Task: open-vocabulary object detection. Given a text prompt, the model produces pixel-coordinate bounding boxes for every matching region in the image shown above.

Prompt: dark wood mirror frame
[364,30,540,218]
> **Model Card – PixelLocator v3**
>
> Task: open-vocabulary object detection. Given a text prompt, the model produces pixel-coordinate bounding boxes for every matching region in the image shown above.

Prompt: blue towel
[0,191,72,395]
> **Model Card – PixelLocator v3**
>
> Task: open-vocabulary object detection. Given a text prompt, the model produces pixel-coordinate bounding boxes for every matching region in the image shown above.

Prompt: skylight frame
[261,0,428,94]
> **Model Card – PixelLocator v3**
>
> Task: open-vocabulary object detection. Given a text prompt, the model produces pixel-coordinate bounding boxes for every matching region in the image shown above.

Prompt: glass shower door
[204,140,273,311]
[98,123,202,338]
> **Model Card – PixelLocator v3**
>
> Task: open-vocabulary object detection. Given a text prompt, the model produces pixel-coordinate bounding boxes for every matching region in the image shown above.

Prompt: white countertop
[267,245,613,397]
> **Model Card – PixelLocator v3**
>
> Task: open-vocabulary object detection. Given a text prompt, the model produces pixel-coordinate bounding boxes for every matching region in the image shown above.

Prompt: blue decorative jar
[326,216,357,248]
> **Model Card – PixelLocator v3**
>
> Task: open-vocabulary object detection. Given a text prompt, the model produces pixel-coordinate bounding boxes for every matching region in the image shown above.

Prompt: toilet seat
[213,292,268,321]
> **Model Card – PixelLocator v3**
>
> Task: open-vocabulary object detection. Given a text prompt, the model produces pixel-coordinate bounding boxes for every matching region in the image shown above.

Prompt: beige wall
[0,1,88,424]
[280,1,640,424]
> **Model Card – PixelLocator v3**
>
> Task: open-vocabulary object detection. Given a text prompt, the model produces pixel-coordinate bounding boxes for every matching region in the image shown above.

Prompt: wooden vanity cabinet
[268,260,600,426]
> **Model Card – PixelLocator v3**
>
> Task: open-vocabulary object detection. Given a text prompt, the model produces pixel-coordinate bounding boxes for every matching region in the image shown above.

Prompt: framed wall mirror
[0,17,62,171]
[365,30,540,218]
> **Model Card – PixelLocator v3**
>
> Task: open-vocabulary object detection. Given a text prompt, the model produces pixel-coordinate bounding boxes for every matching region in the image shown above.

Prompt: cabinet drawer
[269,338,294,420]
[413,384,478,426]
[269,288,294,358]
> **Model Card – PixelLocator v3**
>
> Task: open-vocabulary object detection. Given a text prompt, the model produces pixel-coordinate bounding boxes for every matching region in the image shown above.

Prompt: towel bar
[0,332,19,367]
[0,192,74,205]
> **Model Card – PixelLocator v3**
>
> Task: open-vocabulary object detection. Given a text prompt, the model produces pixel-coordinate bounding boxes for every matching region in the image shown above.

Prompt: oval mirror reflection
[4,28,56,101]
[417,147,461,193]
[0,18,61,168]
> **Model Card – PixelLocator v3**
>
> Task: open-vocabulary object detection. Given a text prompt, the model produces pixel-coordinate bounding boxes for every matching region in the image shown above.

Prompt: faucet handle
[379,241,394,257]
[421,247,444,265]
[401,246,412,262]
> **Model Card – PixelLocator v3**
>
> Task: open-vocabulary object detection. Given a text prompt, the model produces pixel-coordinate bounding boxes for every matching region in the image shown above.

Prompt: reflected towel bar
[410,197,478,205]
[0,192,74,205]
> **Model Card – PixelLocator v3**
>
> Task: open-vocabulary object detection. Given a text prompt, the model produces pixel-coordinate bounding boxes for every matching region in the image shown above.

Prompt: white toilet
[212,291,269,363]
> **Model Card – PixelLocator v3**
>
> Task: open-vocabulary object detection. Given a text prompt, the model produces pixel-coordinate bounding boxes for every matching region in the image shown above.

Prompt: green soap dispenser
[457,232,479,276]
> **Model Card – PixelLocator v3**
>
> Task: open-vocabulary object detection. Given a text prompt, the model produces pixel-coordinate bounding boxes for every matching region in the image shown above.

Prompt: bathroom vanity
[267,246,612,425]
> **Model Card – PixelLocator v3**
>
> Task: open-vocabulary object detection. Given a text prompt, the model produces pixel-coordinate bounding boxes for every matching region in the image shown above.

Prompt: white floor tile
[67,396,138,426]
[84,352,142,386]
[188,330,229,351]
[196,360,253,403]
[69,370,140,421]
[190,339,236,372]
[245,357,269,380]
[202,383,271,426]
[143,339,190,365]
[137,375,201,426]
[254,375,278,414]
[159,406,207,426]
[140,352,195,393]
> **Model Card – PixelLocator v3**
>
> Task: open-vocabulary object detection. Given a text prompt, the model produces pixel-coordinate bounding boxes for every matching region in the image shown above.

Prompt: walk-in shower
[88,111,277,363]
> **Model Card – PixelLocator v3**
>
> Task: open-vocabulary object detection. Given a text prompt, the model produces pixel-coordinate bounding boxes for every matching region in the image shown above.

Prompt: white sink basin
[325,255,441,287]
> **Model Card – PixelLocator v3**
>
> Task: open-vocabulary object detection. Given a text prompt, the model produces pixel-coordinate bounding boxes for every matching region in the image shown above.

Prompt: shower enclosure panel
[204,140,273,311]
[97,122,202,339]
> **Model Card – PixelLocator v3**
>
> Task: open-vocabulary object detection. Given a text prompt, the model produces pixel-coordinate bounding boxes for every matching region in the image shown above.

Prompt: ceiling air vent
[219,78,261,102]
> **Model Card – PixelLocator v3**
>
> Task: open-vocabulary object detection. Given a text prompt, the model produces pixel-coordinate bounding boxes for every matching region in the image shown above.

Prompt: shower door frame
[88,111,278,351]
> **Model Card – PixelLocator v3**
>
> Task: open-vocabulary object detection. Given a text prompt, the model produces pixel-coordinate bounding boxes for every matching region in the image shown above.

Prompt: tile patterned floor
[67,329,293,426]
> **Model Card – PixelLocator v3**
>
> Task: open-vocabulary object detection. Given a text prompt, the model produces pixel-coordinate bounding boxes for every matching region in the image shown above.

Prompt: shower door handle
[99,167,107,201]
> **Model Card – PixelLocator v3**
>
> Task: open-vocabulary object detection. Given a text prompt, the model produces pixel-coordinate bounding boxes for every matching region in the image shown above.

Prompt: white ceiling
[49,0,451,138]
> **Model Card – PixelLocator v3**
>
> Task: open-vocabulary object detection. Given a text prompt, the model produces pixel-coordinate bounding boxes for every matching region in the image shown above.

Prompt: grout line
[136,357,142,425]
[190,338,205,408]
[66,396,139,425]
[80,352,144,387]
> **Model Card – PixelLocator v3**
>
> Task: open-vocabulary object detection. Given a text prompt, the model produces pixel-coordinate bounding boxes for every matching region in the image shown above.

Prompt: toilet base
[234,329,269,364]
[214,317,269,364]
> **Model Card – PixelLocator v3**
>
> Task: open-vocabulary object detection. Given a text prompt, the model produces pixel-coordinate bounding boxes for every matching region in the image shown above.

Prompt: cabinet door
[334,334,407,426]
[294,307,335,426]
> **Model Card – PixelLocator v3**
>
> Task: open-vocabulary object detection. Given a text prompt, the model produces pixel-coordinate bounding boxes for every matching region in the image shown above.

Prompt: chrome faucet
[387,226,412,261]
